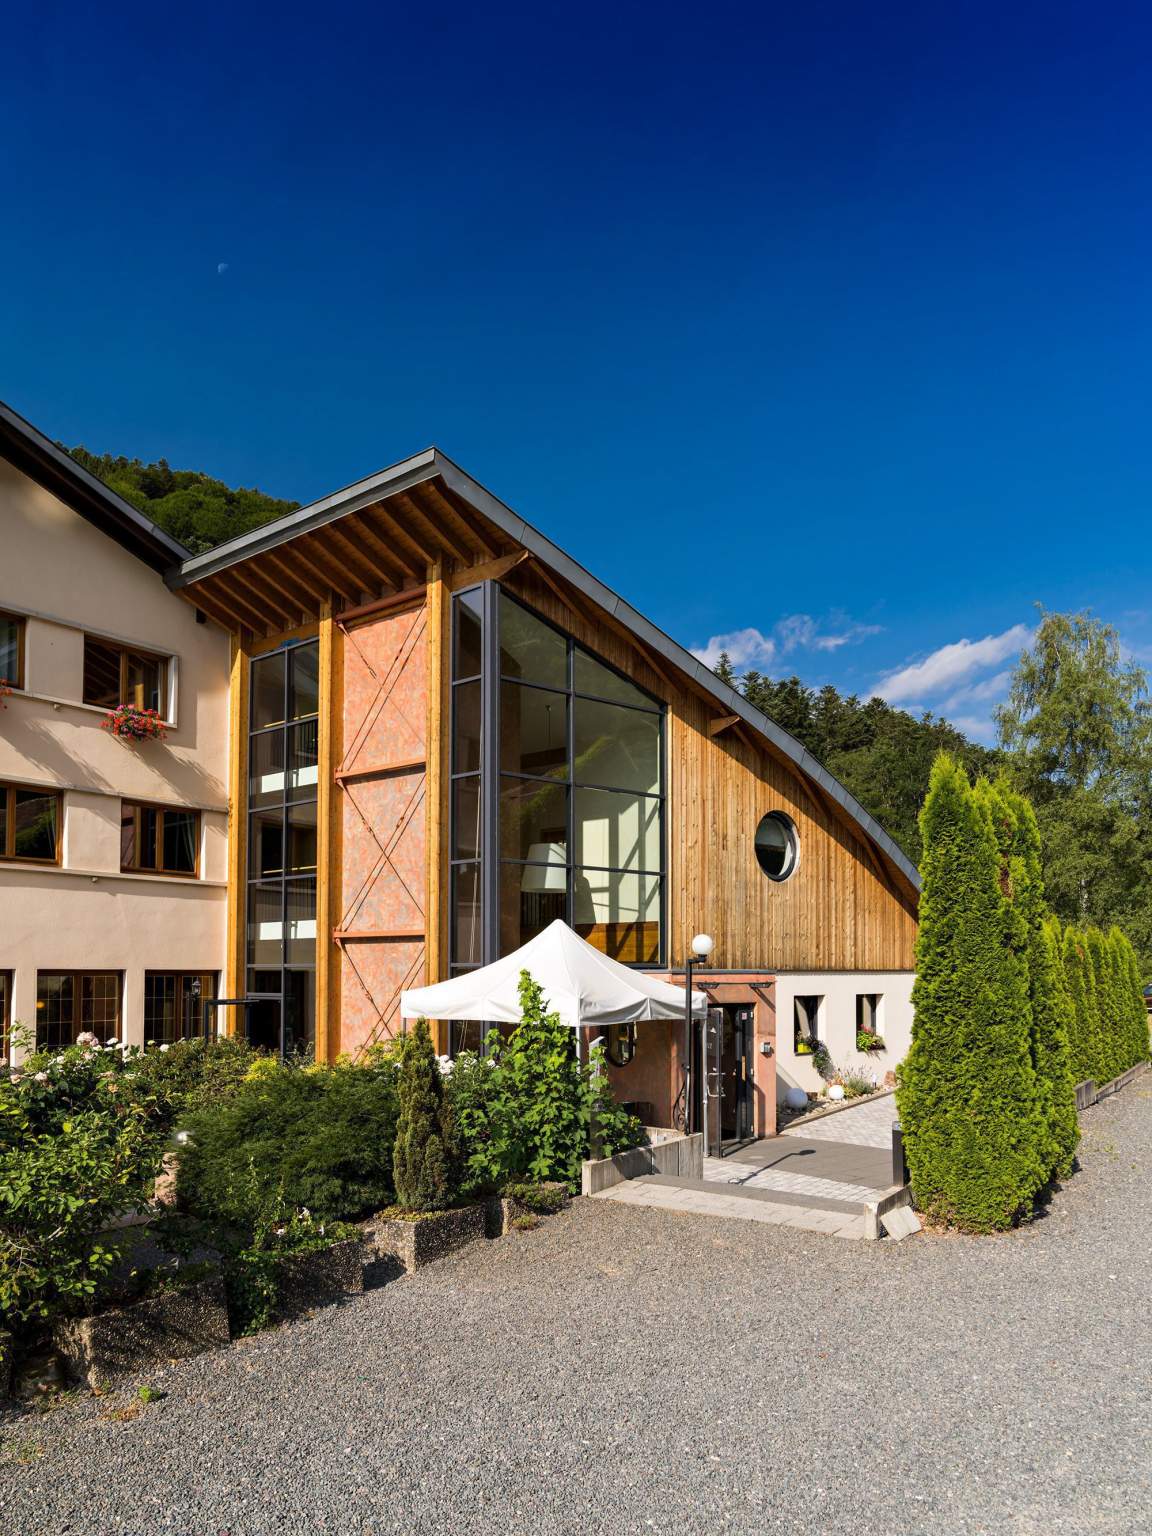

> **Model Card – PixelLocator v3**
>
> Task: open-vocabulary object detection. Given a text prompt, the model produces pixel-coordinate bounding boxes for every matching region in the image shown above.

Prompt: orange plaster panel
[337,605,430,1054]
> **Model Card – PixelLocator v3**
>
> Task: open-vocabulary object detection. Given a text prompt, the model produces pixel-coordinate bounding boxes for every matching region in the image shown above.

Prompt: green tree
[896,754,1047,1230]
[392,1019,456,1212]
[998,609,1152,969]
[65,445,299,555]
[488,972,591,1189]
[1109,927,1148,1073]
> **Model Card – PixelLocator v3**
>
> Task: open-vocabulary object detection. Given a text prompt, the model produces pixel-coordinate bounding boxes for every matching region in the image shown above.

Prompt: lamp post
[683,932,714,1137]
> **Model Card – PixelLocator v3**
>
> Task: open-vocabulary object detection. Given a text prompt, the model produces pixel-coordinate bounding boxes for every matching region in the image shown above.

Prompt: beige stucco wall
[0,457,230,1060]
[773,970,914,1103]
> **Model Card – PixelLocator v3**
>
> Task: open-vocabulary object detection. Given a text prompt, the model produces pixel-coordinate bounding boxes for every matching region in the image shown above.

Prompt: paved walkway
[779,1088,898,1147]
[591,1176,869,1238]
[592,1093,903,1239]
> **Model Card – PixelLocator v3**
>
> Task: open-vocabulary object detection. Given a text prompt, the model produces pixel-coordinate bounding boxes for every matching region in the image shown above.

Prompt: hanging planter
[102,705,168,742]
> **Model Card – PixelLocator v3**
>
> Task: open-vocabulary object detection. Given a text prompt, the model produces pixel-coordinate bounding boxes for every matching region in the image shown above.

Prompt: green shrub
[223,1212,360,1335]
[444,1050,503,1198]
[393,1019,456,1213]
[177,1056,400,1229]
[585,1043,646,1159]
[897,755,1047,1231]
[132,1036,258,1120]
[0,1044,170,1330]
[1061,925,1093,1084]
[504,1181,568,1214]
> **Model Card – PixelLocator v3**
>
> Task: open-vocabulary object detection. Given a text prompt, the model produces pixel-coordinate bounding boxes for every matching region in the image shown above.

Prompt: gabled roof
[171,448,921,893]
[0,399,191,572]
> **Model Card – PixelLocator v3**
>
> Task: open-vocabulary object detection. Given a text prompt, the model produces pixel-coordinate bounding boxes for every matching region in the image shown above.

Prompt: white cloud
[691,626,776,672]
[692,613,883,673]
[874,625,1032,706]
[942,668,1014,712]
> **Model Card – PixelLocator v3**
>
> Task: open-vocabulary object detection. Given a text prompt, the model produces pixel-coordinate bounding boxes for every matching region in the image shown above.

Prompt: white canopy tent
[400,918,707,1031]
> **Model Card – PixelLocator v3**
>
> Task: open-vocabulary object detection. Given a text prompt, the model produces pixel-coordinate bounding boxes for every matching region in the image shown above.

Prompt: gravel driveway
[4,1084,1152,1536]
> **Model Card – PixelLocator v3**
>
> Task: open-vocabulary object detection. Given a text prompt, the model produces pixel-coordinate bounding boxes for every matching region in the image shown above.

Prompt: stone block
[54,1274,230,1392]
[366,1204,485,1273]
[274,1238,365,1320]
[880,1203,922,1241]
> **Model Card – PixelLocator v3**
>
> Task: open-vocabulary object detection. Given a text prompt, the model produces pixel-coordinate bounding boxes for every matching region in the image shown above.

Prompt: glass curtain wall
[246,640,320,1058]
[449,585,665,995]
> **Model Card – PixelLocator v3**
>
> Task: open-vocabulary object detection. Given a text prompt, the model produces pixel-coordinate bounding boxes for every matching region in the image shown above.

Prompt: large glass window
[1,784,60,863]
[245,641,319,1059]
[0,612,25,691]
[449,585,665,973]
[36,971,120,1050]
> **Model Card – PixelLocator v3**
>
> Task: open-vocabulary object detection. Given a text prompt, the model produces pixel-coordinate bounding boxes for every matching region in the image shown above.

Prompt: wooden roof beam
[208,570,278,634]
[357,505,424,581]
[325,522,393,594]
[251,552,321,616]
[420,481,497,561]
[709,714,741,738]
[295,534,364,601]
[181,585,246,634]
[393,490,471,565]
[263,548,329,606]
[373,499,439,569]
[343,511,411,587]
[231,562,306,630]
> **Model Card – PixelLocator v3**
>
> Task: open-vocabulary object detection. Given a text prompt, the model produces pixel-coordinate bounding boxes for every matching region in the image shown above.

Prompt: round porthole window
[755,811,798,881]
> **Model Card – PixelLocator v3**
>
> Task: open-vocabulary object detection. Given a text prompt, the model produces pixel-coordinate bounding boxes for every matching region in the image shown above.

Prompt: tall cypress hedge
[1060,924,1093,1084]
[1110,927,1149,1072]
[897,755,1047,1230]
[997,783,1078,1180]
[1085,928,1117,1085]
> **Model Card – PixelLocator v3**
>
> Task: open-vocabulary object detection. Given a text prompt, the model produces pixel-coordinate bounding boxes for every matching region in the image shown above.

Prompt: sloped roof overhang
[169,448,921,894]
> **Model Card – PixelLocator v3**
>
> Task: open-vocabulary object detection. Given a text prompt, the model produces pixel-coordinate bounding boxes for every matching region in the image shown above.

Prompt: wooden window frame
[35,970,122,1050]
[82,635,172,717]
[0,781,62,865]
[0,610,26,691]
[120,800,201,878]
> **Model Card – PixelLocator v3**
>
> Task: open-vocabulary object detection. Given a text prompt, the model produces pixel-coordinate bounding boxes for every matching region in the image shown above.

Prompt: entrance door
[246,997,282,1054]
[720,1005,755,1148]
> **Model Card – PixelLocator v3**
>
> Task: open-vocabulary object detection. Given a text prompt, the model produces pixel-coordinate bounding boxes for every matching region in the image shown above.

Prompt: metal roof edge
[0,399,191,570]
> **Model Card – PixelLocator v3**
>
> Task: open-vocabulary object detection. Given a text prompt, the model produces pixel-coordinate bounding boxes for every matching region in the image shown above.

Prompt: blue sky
[4,1,1151,742]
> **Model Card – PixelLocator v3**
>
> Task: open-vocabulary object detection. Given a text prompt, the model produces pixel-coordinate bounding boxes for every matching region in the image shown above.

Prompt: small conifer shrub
[392,1018,457,1213]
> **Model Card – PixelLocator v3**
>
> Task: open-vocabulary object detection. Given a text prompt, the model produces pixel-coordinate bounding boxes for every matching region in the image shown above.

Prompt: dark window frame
[35,970,121,1050]
[754,810,799,883]
[0,610,26,691]
[0,970,11,1062]
[120,800,201,877]
[244,639,320,1061]
[82,635,171,716]
[0,781,62,864]
[144,970,218,1044]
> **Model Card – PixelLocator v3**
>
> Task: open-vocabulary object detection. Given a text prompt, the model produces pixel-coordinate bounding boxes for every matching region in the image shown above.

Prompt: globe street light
[682,933,715,1135]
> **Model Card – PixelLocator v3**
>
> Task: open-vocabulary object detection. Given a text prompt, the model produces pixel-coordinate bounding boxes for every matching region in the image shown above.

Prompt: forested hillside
[66,446,299,556]
[715,661,998,865]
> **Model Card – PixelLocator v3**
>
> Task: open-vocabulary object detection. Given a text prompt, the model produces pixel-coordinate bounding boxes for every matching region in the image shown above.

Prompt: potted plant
[102,705,168,742]
[856,1025,885,1052]
[368,1020,484,1273]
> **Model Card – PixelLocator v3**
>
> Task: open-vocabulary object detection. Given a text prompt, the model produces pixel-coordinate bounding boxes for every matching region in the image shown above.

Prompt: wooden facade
[178,463,918,1080]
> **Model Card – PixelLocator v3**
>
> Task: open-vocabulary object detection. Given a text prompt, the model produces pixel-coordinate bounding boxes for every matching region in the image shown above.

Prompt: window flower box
[102,705,168,742]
